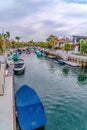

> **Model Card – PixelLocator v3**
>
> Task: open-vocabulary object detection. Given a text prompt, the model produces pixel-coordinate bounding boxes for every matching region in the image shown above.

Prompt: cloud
[0,0,14,10]
[0,0,87,41]
[64,0,87,4]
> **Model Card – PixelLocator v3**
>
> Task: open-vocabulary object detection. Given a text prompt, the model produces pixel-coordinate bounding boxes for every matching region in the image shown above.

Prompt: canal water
[15,53,87,130]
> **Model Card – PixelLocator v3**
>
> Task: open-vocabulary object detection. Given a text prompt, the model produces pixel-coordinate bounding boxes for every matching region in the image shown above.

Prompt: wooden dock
[65,61,81,67]
[0,63,16,130]
[68,54,87,67]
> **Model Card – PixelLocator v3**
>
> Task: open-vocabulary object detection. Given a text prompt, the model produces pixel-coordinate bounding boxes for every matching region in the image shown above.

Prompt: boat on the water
[54,59,65,65]
[26,51,31,54]
[25,47,31,54]
[16,49,22,55]
[35,51,42,57]
[12,53,18,61]
[7,56,14,67]
[15,85,46,130]
[13,59,25,75]
[47,55,56,59]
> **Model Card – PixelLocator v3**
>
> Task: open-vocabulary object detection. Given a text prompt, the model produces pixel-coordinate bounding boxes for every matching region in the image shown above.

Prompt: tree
[46,35,57,49]
[80,40,87,54]
[6,32,10,40]
[4,32,10,49]
[64,43,71,52]
[37,41,47,48]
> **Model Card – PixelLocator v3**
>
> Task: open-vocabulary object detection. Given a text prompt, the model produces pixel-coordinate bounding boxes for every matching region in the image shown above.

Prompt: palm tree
[6,32,10,40]
[15,36,20,42]
[4,32,10,49]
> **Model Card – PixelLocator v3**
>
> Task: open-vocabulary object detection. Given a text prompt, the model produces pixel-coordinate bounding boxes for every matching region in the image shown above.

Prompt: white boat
[13,59,25,75]
[7,56,14,67]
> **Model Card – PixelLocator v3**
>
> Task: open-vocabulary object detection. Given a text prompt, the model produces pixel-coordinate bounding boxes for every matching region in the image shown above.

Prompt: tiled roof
[72,43,80,46]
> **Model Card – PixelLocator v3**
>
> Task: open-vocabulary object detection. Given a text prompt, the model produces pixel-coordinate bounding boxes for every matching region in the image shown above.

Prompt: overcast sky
[0,0,87,41]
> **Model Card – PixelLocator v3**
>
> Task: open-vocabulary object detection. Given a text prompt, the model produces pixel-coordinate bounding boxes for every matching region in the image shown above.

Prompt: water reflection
[47,59,56,73]
[16,117,45,130]
[62,67,69,77]
[77,73,87,85]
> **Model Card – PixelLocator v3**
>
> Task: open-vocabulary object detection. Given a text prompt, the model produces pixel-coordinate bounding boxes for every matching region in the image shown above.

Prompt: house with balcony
[54,37,72,50]
[72,35,87,52]
[54,35,87,52]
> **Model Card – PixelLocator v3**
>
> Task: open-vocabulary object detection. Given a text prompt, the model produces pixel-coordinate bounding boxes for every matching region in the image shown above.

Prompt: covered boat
[13,59,25,75]
[35,51,42,57]
[7,56,14,67]
[15,85,46,130]
[16,49,22,55]
[54,59,65,65]
[26,51,31,54]
[12,53,18,61]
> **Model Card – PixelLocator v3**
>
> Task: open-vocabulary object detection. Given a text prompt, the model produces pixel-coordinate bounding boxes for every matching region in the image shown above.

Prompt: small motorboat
[13,59,25,75]
[26,51,31,54]
[15,85,46,130]
[47,55,56,59]
[54,59,65,65]
[7,56,14,67]
[16,49,22,55]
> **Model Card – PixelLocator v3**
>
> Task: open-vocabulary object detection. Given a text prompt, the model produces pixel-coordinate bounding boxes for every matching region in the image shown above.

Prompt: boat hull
[14,65,25,75]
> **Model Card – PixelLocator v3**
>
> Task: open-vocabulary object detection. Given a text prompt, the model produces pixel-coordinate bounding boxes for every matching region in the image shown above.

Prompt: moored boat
[7,56,14,67]
[35,51,42,57]
[13,59,25,75]
[15,85,46,130]
[12,53,18,61]
[16,49,22,55]
[26,51,31,54]
[54,59,65,65]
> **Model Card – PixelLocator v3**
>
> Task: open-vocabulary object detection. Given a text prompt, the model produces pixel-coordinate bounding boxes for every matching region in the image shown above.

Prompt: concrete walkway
[0,64,5,95]
[0,69,16,130]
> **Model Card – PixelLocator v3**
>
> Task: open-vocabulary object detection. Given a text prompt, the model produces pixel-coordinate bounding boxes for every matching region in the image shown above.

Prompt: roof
[83,38,87,41]
[72,35,87,39]
[72,43,80,46]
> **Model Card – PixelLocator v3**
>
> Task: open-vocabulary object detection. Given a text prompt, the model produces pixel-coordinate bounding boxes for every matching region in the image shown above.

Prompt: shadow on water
[35,126,45,130]
[14,70,25,76]
[16,117,45,130]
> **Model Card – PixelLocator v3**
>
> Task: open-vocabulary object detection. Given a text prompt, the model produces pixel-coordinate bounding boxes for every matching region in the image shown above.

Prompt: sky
[0,0,87,41]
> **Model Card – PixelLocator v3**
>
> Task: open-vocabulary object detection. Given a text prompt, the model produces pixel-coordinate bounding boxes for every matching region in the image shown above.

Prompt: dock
[65,61,81,67]
[0,61,16,130]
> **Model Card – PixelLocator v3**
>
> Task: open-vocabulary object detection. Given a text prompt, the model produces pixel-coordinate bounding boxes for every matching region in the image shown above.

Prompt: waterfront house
[72,35,87,52]
[54,37,72,50]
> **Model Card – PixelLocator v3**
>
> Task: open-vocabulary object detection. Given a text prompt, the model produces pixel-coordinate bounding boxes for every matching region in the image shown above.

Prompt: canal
[15,53,87,130]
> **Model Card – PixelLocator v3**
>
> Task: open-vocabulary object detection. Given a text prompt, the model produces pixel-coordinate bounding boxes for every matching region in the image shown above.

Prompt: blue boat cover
[16,85,40,107]
[16,85,46,130]
[55,59,65,64]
